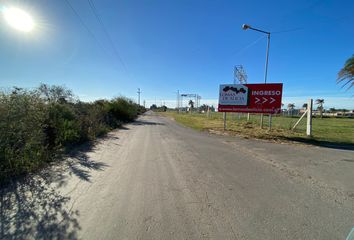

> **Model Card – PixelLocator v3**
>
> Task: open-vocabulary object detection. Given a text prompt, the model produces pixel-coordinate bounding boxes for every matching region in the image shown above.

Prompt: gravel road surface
[1,112,354,239]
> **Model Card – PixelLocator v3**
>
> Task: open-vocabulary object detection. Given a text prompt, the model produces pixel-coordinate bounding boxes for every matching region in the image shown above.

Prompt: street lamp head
[242,24,250,30]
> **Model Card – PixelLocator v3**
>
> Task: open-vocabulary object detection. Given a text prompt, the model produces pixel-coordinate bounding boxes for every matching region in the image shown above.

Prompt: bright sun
[3,7,34,32]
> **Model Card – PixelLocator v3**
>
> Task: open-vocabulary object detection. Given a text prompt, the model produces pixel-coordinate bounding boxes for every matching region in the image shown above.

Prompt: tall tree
[328,108,336,113]
[38,83,74,103]
[188,100,194,110]
[199,104,209,112]
[287,103,295,116]
[150,104,157,110]
[315,99,324,118]
[337,55,354,90]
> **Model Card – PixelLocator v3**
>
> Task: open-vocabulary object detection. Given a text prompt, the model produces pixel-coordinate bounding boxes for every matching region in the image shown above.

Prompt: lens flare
[3,7,35,32]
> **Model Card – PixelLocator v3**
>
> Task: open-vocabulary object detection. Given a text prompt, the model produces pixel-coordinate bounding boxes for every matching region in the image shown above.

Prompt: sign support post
[268,114,272,130]
[223,112,227,130]
[260,114,264,128]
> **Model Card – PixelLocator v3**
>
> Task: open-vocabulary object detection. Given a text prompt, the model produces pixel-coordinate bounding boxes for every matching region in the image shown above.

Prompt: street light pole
[242,24,270,84]
[264,33,270,84]
[242,24,271,128]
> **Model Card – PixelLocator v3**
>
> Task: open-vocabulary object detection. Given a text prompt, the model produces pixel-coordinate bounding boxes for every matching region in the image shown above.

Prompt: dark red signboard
[218,83,283,114]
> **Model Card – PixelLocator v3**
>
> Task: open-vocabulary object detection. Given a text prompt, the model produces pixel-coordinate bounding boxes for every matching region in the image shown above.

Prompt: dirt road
[1,112,354,239]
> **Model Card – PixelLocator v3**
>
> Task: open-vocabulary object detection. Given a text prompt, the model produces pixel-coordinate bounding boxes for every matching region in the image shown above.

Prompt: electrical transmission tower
[234,65,248,84]
[234,65,250,121]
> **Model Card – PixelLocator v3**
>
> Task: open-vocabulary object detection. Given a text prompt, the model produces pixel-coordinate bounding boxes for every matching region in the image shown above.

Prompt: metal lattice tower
[234,65,248,84]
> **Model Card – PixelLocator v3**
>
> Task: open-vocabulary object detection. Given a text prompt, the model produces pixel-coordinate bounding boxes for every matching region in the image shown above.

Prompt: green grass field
[161,111,354,146]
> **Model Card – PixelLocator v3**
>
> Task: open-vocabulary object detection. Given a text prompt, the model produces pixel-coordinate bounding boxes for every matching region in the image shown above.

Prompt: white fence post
[306,99,313,136]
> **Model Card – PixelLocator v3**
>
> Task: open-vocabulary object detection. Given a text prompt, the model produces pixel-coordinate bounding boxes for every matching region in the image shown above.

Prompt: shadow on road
[284,137,354,151]
[342,159,354,163]
[0,138,110,239]
[118,125,130,130]
[118,120,164,131]
[65,142,109,182]
[132,120,164,126]
[0,177,80,240]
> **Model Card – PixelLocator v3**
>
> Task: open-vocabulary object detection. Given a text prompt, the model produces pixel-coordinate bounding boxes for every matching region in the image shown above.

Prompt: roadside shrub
[0,85,146,184]
[136,105,147,115]
[108,97,139,122]
[0,89,48,182]
[45,103,80,148]
[94,99,122,128]
[73,101,110,142]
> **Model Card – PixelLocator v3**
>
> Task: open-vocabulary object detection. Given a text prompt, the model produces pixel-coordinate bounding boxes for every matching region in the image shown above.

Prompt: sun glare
[3,7,35,32]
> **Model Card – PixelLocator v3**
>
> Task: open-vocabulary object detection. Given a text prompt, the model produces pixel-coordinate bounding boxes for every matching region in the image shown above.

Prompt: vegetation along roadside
[161,111,354,148]
[0,84,145,185]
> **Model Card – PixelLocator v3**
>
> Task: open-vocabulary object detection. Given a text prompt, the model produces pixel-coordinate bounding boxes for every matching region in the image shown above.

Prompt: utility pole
[137,88,141,105]
[177,90,180,113]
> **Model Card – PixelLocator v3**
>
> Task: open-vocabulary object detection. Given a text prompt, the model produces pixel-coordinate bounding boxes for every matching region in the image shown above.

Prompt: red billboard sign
[218,83,283,114]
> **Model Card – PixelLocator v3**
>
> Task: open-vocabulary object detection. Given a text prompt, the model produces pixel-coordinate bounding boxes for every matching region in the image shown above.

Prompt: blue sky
[0,0,353,109]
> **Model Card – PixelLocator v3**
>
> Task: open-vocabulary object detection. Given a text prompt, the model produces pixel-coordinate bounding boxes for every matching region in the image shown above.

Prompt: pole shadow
[283,137,354,151]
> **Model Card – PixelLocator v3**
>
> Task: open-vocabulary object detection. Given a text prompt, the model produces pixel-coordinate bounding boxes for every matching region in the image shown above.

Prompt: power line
[86,0,131,78]
[63,0,109,54]
[63,0,130,75]
[231,27,304,57]
[272,27,304,34]
[231,35,265,56]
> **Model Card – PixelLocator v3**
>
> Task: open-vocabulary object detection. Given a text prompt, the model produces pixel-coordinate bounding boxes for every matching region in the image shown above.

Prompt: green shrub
[108,97,139,122]
[73,101,109,142]
[45,103,80,148]
[0,85,146,184]
[0,89,48,182]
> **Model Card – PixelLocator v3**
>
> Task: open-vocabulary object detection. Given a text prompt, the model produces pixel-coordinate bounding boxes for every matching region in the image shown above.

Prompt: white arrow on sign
[254,97,277,104]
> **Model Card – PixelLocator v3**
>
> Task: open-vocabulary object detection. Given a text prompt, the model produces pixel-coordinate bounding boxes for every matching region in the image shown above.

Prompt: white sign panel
[219,84,249,106]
